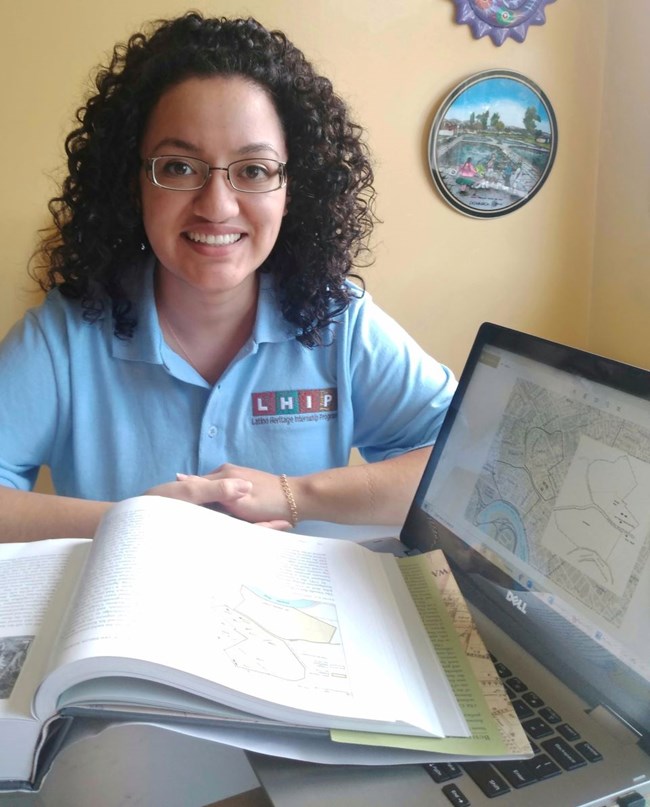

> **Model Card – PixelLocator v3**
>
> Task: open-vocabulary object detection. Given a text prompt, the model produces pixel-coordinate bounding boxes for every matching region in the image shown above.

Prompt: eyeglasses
[144,155,287,193]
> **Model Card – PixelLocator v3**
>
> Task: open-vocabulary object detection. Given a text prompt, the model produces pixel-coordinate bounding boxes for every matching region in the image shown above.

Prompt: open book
[0,496,530,791]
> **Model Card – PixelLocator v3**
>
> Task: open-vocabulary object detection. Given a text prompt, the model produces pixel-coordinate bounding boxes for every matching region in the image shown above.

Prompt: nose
[193,168,239,220]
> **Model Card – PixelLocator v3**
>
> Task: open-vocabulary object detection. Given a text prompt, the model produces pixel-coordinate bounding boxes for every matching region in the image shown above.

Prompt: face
[139,75,288,301]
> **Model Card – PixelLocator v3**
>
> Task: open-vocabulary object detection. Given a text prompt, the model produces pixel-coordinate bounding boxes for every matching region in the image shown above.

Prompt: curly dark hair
[31,12,377,346]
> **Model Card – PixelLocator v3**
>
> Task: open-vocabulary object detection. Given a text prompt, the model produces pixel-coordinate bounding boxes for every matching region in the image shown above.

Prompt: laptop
[251,322,650,807]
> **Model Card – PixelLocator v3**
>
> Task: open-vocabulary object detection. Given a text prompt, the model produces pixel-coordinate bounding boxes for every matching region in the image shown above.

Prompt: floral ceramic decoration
[452,0,557,46]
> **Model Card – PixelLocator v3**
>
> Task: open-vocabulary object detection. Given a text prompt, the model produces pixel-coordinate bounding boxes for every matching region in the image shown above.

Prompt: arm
[0,478,258,543]
[174,447,432,528]
[0,447,427,542]
[0,487,111,543]
[292,446,431,524]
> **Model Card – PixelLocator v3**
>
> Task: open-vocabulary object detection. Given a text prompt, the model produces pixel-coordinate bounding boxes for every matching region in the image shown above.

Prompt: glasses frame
[144,155,288,194]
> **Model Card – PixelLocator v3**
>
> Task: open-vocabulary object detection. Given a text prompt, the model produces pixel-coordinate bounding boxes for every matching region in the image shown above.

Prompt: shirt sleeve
[0,307,63,490]
[344,292,457,463]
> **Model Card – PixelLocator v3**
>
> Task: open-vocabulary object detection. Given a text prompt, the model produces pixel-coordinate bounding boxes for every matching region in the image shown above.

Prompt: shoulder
[330,281,378,329]
[336,281,417,346]
[337,282,456,393]
[0,293,76,392]
[35,288,84,326]
[1,289,112,365]
[4,290,79,342]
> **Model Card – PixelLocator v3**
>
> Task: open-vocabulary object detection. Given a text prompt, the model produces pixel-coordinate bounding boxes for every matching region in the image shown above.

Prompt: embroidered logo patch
[251,388,337,424]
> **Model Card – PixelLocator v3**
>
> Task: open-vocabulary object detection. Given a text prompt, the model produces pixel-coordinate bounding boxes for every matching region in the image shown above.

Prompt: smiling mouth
[186,232,242,246]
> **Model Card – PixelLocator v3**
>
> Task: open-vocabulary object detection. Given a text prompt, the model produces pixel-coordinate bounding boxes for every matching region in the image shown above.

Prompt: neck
[155,271,259,384]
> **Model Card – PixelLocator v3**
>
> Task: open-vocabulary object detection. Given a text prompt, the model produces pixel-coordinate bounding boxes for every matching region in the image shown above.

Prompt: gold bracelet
[279,474,299,527]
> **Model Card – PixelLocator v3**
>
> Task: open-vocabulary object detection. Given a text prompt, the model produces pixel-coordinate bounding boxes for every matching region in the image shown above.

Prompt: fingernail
[176,472,189,480]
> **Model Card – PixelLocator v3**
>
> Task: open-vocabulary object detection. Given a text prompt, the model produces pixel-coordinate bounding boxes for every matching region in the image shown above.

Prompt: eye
[238,161,273,182]
[158,157,198,177]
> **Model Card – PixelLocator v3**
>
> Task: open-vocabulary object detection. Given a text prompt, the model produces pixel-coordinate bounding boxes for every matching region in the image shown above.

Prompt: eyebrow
[149,138,284,159]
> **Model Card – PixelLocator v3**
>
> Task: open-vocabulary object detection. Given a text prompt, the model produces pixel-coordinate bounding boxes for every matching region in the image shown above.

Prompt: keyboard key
[541,737,587,771]
[462,762,511,797]
[557,723,581,742]
[529,753,562,780]
[507,676,527,693]
[503,683,517,701]
[521,691,544,709]
[575,741,603,763]
[494,661,512,678]
[522,717,554,739]
[495,759,538,788]
[512,699,534,720]
[442,783,471,806]
[424,763,463,783]
[539,706,562,724]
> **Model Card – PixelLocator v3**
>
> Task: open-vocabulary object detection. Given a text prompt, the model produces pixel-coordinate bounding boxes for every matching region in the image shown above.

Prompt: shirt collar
[253,272,299,346]
[110,261,297,367]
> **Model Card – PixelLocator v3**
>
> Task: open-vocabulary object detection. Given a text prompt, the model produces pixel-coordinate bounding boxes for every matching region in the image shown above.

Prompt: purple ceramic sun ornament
[452,0,557,46]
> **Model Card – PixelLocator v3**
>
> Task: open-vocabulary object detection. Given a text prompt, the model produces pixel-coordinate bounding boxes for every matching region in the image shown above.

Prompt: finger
[255,520,294,531]
[175,474,252,504]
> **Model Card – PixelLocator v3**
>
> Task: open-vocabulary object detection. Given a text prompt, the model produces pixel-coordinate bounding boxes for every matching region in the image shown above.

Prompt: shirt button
[207,426,218,438]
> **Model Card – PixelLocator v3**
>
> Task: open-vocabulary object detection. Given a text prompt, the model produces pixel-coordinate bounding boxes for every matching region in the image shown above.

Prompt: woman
[455,157,478,193]
[0,13,455,541]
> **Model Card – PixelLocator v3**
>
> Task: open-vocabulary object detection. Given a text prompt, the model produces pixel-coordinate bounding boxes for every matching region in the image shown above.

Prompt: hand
[146,466,293,530]
[202,463,295,529]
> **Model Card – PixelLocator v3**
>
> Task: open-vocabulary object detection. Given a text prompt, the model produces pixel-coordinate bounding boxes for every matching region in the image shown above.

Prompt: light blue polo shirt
[0,263,456,502]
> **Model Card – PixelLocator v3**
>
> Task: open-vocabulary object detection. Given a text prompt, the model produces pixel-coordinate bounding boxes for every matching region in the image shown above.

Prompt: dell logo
[506,590,528,614]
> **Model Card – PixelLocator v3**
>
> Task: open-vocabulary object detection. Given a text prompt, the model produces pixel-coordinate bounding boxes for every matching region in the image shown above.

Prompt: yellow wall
[591,0,650,368]
[0,0,613,380]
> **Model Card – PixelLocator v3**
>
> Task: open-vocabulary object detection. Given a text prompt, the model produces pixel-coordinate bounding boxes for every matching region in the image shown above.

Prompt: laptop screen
[402,323,650,748]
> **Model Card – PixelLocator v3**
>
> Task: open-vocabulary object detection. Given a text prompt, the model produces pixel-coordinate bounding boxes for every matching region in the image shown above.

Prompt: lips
[186,232,242,246]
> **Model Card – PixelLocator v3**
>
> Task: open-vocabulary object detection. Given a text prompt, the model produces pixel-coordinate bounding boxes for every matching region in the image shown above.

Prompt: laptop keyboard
[423,655,603,805]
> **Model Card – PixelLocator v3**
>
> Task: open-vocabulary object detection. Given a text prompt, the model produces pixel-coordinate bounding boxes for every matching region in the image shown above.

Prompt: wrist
[286,473,323,523]
[279,474,299,527]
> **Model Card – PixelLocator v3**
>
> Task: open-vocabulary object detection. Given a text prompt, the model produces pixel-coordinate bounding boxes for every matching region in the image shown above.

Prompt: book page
[417,549,530,755]
[332,549,531,758]
[33,497,453,736]
[0,540,89,714]
[0,539,89,783]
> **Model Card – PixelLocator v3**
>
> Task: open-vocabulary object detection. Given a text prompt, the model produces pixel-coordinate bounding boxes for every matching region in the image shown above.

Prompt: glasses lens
[228,159,284,193]
[151,156,208,190]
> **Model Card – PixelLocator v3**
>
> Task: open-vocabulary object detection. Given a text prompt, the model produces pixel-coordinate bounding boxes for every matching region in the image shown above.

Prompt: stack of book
[0,495,530,792]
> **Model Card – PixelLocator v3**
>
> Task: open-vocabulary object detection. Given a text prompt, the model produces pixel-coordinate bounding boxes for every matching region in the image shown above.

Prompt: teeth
[187,232,242,246]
